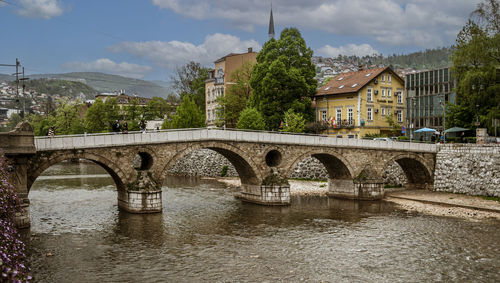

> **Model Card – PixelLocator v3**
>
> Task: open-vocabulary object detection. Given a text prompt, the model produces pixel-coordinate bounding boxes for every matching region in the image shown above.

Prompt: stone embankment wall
[434,145,500,197]
[168,149,407,185]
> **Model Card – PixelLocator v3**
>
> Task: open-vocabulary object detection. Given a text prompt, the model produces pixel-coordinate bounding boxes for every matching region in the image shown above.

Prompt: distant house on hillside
[95,91,150,108]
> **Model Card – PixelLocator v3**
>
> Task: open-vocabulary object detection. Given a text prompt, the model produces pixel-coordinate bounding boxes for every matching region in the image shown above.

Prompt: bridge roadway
[4,125,438,228]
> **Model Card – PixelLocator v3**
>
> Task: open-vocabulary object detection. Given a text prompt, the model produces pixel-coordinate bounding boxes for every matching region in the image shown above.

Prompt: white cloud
[15,0,63,19]
[318,43,379,57]
[151,0,481,48]
[62,58,153,79]
[110,33,261,68]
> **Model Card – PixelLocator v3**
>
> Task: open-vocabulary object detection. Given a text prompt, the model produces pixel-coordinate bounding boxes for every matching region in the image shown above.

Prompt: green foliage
[143,96,173,120]
[24,78,98,99]
[280,109,305,133]
[220,165,228,177]
[84,98,108,133]
[6,113,23,131]
[28,113,56,136]
[216,61,254,128]
[250,28,317,130]
[103,98,121,130]
[53,99,85,135]
[450,1,500,134]
[236,107,266,130]
[171,61,209,112]
[385,114,402,137]
[166,96,205,129]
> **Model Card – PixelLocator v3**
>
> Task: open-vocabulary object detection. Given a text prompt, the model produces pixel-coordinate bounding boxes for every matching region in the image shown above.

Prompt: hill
[1,72,173,98]
[24,78,99,100]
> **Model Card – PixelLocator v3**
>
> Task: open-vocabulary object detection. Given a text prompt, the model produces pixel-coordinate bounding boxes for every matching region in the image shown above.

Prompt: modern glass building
[405,67,456,138]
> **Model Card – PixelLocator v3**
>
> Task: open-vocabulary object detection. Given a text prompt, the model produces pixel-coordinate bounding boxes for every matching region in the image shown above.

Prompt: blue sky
[0,0,481,81]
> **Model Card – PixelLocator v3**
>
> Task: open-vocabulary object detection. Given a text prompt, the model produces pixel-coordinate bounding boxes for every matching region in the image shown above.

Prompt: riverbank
[207,177,500,220]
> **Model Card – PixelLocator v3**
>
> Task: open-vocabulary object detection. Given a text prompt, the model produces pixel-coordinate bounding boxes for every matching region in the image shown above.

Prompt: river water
[23,162,500,282]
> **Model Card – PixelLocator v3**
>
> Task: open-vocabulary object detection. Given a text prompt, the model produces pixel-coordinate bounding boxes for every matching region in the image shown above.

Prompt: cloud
[15,0,63,19]
[110,33,261,68]
[62,58,153,79]
[318,43,379,57]
[151,0,481,48]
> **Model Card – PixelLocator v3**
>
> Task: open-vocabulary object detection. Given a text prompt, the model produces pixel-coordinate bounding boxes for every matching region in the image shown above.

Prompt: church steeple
[268,4,275,40]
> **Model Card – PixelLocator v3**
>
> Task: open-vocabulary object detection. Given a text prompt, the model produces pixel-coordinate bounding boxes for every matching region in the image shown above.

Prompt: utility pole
[20,67,29,118]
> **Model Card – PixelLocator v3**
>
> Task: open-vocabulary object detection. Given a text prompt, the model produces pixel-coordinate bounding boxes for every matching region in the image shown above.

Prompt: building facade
[95,92,150,109]
[205,48,257,126]
[315,67,405,138]
[405,67,456,138]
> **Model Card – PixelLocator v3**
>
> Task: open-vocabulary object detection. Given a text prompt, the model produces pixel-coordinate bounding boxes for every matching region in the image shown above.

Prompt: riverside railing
[35,128,438,153]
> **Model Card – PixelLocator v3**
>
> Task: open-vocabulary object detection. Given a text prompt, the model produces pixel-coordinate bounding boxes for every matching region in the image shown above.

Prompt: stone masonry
[434,145,500,197]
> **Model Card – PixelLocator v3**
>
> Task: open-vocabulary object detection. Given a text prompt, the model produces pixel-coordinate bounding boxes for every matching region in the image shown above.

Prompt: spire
[268,4,275,40]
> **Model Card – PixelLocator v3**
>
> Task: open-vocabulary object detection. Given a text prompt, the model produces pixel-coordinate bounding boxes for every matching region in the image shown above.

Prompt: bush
[220,165,228,177]
[236,107,266,130]
[0,152,32,282]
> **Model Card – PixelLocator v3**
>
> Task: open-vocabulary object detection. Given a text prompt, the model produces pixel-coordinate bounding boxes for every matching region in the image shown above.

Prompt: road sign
[401,126,406,133]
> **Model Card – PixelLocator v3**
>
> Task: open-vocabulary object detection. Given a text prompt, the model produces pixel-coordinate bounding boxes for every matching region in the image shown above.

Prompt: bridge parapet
[35,129,438,153]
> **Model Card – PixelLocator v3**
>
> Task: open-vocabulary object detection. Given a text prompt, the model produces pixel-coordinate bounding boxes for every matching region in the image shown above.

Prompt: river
[23,162,500,282]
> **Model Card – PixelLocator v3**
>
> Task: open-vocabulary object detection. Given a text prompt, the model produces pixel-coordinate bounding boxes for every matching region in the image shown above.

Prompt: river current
[23,162,500,282]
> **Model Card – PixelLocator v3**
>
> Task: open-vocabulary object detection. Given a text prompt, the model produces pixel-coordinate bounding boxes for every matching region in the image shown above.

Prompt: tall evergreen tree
[249,28,317,130]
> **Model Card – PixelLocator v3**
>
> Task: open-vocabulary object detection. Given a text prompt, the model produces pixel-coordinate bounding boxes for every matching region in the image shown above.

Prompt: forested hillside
[24,79,99,99]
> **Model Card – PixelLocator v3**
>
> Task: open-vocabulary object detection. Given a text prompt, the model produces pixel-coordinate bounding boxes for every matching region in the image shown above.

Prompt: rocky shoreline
[208,177,500,221]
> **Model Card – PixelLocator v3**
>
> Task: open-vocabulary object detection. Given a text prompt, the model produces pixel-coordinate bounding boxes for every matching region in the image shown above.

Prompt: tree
[249,28,317,130]
[216,61,254,128]
[103,98,121,131]
[385,114,402,137]
[280,109,305,133]
[236,107,266,130]
[450,0,500,133]
[166,96,205,129]
[171,61,209,112]
[53,99,85,135]
[84,99,108,133]
[6,113,23,131]
[143,96,172,120]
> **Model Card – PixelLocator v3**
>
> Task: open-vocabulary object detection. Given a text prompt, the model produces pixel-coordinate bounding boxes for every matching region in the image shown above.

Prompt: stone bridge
[2,123,438,227]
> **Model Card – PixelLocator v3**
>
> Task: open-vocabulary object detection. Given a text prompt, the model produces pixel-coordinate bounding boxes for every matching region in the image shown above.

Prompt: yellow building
[205,48,257,126]
[315,67,405,138]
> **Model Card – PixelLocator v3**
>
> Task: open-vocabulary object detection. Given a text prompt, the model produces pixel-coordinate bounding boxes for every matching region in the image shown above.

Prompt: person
[112,120,121,134]
[122,120,128,134]
[431,134,436,143]
[140,120,146,133]
[48,126,55,137]
[460,132,465,143]
[419,135,423,142]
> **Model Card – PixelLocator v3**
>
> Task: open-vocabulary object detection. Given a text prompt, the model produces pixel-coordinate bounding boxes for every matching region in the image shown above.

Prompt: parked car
[373,137,393,141]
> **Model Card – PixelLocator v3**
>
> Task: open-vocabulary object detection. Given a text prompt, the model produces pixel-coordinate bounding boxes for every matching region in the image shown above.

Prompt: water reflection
[24,162,500,282]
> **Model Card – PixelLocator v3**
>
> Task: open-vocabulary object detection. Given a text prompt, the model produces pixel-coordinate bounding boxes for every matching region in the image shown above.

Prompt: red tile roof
[316,67,402,97]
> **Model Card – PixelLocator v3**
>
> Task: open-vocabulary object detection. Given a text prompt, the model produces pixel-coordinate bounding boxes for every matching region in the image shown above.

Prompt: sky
[0,0,482,81]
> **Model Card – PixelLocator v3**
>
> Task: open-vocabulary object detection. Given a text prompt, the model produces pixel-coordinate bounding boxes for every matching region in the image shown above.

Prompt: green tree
[28,113,56,136]
[450,0,500,133]
[249,28,317,130]
[236,107,266,130]
[280,109,305,133]
[171,61,209,112]
[6,113,23,131]
[53,100,85,135]
[84,98,108,133]
[143,96,172,120]
[385,114,402,137]
[103,98,121,130]
[165,96,205,129]
[216,61,254,128]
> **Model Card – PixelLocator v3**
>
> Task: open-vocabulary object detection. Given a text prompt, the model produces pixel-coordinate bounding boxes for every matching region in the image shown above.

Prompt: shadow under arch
[27,152,126,194]
[161,142,262,186]
[384,153,433,189]
[285,150,355,180]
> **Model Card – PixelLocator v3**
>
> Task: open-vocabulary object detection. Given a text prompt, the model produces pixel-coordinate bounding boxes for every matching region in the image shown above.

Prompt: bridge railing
[35,128,438,153]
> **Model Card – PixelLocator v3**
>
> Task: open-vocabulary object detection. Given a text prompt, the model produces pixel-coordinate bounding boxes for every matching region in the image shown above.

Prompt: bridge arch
[160,142,262,186]
[284,149,355,180]
[27,152,127,193]
[383,153,434,189]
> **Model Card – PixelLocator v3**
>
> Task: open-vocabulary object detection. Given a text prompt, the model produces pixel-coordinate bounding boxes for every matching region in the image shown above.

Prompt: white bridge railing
[35,128,438,153]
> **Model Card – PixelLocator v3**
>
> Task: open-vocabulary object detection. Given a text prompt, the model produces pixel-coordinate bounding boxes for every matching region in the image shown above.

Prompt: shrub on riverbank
[0,152,31,282]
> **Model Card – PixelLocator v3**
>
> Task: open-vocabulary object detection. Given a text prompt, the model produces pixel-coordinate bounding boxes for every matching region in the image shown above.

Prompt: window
[388,74,391,83]
[387,89,391,98]
[324,86,331,91]
[347,108,353,124]
[367,88,373,102]
[365,73,372,77]
[351,83,358,88]
[382,88,386,97]
[381,107,386,116]
[337,76,344,81]
[339,85,344,89]
[367,107,373,121]
[387,108,391,115]
[382,75,386,82]
[321,110,327,121]
[336,108,342,122]
[397,111,403,122]
[397,91,403,104]
[207,111,211,121]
